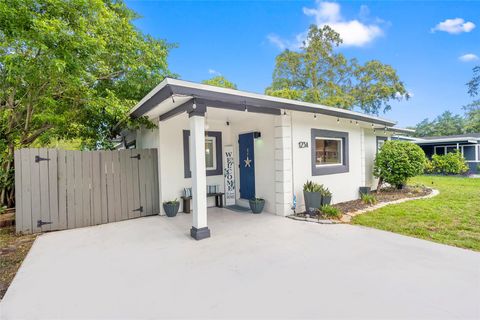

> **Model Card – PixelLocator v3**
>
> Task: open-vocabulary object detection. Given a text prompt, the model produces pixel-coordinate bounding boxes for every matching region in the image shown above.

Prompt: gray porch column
[188,103,210,240]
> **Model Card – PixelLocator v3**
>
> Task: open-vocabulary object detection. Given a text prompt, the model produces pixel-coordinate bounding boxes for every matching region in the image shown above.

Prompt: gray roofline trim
[131,78,397,126]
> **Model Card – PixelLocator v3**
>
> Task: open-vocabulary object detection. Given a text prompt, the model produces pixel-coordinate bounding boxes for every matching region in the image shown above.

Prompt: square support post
[188,104,210,240]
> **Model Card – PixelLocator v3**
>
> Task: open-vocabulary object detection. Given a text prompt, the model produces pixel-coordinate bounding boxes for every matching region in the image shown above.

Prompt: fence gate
[14,148,159,234]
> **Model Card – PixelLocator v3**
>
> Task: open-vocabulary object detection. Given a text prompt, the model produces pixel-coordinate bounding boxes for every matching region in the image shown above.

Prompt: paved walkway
[1,208,479,319]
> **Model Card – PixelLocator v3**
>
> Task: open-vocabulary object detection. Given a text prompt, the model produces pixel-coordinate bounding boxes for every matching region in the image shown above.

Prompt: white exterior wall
[136,109,386,215]
[291,111,370,210]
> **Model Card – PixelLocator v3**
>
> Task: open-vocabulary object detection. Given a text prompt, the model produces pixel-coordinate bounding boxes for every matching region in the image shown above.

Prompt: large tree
[411,111,466,137]
[265,25,408,115]
[465,66,480,133]
[0,0,174,206]
[202,76,237,89]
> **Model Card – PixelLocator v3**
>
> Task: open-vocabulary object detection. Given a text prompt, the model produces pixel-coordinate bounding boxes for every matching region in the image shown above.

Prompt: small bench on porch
[181,186,224,213]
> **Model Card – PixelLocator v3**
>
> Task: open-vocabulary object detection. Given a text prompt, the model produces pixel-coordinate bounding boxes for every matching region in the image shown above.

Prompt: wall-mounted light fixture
[253,131,262,139]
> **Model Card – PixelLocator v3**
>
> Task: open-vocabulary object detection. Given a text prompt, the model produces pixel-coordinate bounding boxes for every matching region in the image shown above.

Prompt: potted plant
[163,199,180,217]
[321,187,332,205]
[249,198,265,214]
[303,181,323,214]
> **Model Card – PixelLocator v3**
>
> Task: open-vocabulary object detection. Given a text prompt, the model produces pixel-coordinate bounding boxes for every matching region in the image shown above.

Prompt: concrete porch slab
[1,208,479,319]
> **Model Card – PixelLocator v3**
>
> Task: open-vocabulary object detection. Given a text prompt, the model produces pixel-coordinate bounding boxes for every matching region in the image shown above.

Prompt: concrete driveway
[1,208,479,319]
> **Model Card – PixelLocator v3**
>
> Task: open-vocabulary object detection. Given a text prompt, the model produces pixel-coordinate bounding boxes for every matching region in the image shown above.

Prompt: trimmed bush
[374,141,426,189]
[426,151,469,175]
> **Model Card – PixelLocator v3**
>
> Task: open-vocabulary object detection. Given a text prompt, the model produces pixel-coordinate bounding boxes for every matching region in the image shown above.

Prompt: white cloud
[459,53,479,62]
[268,1,384,50]
[302,1,383,47]
[208,69,221,76]
[431,18,475,34]
[395,91,414,100]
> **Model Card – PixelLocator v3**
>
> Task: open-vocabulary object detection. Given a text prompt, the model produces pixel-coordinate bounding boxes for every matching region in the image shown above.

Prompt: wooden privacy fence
[15,148,159,234]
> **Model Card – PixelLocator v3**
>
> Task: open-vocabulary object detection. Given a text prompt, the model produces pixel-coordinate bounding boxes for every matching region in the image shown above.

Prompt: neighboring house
[128,78,409,239]
[403,134,480,174]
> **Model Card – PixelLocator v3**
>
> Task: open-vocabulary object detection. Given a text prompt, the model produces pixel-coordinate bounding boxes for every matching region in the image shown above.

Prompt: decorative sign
[244,148,252,167]
[223,145,236,206]
[298,141,309,148]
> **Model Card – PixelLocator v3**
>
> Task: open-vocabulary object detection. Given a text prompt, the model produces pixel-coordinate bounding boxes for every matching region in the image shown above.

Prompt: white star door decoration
[244,148,252,167]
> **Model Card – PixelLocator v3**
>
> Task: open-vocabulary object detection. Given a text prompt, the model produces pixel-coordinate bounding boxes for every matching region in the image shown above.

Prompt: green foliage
[163,199,179,205]
[265,25,408,115]
[374,141,426,189]
[361,193,377,205]
[0,0,174,206]
[411,111,466,137]
[320,204,341,218]
[250,197,265,202]
[201,76,237,89]
[426,151,469,175]
[303,181,324,193]
[321,186,332,197]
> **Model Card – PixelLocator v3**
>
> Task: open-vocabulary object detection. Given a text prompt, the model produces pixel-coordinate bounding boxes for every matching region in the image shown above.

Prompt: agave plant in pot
[321,187,332,206]
[163,199,180,217]
[303,181,323,214]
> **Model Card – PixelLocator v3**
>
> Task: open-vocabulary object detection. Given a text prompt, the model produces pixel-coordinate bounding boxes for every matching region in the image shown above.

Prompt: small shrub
[374,141,426,189]
[427,151,469,175]
[320,204,341,218]
[361,193,377,205]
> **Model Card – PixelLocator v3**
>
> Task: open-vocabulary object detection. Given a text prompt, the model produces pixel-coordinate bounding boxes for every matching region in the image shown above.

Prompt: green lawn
[352,176,480,251]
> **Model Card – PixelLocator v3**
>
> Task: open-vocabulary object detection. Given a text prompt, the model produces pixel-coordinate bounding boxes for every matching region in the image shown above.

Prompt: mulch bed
[0,220,37,300]
[333,186,432,214]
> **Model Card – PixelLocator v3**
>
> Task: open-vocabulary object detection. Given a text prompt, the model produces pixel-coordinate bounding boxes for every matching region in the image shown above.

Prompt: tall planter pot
[303,191,322,213]
[163,202,180,217]
[249,199,265,214]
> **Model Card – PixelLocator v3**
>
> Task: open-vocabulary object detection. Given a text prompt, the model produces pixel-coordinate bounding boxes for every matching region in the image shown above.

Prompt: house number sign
[298,141,309,148]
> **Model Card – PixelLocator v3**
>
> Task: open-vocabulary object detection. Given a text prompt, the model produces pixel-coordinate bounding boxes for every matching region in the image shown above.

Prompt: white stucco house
[127,78,410,240]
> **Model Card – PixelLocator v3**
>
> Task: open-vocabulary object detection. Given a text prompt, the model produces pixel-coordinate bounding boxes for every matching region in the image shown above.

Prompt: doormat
[225,205,251,212]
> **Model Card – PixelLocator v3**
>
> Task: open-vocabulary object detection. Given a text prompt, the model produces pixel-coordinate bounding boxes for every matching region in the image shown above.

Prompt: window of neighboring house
[462,145,476,162]
[205,136,216,170]
[446,146,457,154]
[434,146,445,155]
[311,129,349,176]
[183,130,223,178]
[315,138,342,166]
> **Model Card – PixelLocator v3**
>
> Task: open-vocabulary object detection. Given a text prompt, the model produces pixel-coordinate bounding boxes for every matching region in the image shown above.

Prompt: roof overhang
[130,78,397,127]
[415,137,480,145]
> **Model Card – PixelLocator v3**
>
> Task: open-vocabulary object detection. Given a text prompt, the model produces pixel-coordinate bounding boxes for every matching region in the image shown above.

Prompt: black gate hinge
[130,154,141,160]
[133,206,143,213]
[37,220,52,228]
[35,155,50,163]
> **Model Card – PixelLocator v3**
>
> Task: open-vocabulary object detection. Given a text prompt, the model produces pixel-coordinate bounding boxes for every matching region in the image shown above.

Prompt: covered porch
[129,78,398,240]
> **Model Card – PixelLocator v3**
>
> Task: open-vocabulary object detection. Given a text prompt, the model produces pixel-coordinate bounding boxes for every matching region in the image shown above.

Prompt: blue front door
[239,133,255,200]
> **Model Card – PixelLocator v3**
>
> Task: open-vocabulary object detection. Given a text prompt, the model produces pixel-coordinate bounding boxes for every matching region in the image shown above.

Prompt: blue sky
[127,0,480,127]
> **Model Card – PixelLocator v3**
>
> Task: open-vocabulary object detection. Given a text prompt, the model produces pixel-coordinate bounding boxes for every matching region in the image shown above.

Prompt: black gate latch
[133,206,143,213]
[37,220,52,228]
[35,155,50,162]
[130,154,141,160]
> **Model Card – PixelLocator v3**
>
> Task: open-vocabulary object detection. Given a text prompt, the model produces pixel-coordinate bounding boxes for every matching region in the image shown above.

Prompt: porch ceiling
[130,78,397,127]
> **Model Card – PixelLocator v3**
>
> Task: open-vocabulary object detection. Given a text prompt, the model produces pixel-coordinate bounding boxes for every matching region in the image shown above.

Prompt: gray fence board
[15,148,158,234]
[91,152,102,225]
[66,150,75,229]
[57,149,67,230]
[48,149,59,231]
[38,148,50,232]
[14,150,23,233]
